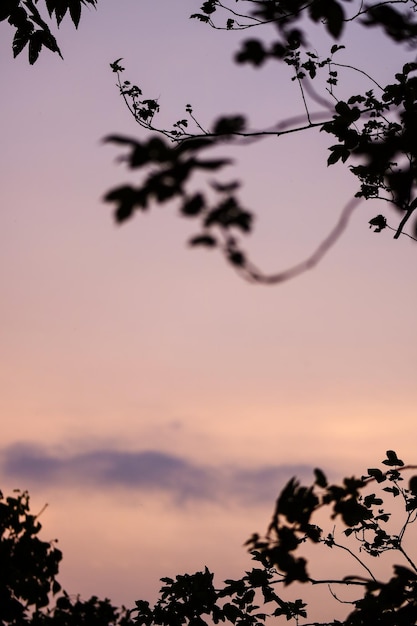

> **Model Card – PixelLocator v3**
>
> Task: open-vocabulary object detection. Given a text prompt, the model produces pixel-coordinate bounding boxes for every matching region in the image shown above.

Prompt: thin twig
[330,541,377,582]
[331,62,385,91]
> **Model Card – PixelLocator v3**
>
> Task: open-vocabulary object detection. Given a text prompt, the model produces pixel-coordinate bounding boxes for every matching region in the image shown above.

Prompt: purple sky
[1,0,416,615]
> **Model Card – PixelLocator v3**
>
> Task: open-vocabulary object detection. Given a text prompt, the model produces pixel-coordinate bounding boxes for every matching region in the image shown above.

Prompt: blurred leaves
[106,3,417,282]
[104,133,253,272]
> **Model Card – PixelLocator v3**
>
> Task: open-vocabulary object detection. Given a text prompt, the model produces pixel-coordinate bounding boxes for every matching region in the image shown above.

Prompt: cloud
[1,443,314,505]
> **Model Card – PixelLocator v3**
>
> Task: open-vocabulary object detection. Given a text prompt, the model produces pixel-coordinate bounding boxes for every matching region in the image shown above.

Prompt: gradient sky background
[1,0,416,618]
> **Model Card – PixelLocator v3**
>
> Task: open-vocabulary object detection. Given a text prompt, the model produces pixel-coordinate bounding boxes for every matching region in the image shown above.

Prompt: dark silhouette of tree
[0,488,132,626]
[103,1,417,284]
[3,452,417,625]
[130,451,417,626]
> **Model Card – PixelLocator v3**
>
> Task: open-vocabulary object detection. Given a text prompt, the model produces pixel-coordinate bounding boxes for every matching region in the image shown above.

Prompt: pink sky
[1,0,416,615]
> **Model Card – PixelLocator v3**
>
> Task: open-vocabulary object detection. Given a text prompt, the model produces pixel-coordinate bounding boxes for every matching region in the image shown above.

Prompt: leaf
[330,44,345,54]
[194,158,233,170]
[314,468,327,488]
[409,476,417,495]
[213,116,246,135]
[235,40,266,67]
[45,0,55,17]
[368,215,387,233]
[310,0,345,39]
[142,98,159,111]
[189,234,217,247]
[110,58,124,72]
[103,134,140,147]
[69,0,82,27]
[52,579,61,595]
[222,602,242,623]
[326,1,345,39]
[52,0,69,26]
[210,180,240,193]
[28,31,43,65]
[366,468,386,483]
[327,144,350,165]
[204,198,252,232]
[12,28,31,58]
[382,450,404,467]
[145,137,171,164]
[103,185,147,221]
[305,524,322,542]
[334,496,372,527]
[302,59,316,79]
[190,13,210,22]
[364,493,383,508]
[334,100,361,123]
[181,193,205,216]
[201,1,216,15]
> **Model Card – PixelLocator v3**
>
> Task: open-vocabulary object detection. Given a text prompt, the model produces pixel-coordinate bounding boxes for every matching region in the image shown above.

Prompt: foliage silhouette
[105,0,417,284]
[130,451,417,626]
[1,0,97,63]
[0,489,63,622]
[0,488,132,626]
[3,452,417,625]
[4,2,417,281]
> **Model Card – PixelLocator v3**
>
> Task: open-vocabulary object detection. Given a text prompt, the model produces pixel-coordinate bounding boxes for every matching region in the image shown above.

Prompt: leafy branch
[1,0,98,63]
[191,0,417,42]
[107,34,416,283]
[129,452,417,626]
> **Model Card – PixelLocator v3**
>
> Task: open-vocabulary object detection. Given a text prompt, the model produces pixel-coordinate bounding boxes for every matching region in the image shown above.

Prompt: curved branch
[236,196,361,285]
[206,0,315,31]
[216,0,264,23]
[331,62,385,91]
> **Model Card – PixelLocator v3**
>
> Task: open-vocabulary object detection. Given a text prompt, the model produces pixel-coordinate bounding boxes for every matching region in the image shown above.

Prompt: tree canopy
[0,488,132,626]
[3,452,417,625]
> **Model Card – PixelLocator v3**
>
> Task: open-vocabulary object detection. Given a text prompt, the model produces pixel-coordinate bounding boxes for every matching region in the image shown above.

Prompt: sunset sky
[1,0,416,617]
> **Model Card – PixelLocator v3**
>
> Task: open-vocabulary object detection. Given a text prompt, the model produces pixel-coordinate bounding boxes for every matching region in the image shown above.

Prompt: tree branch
[235,196,361,285]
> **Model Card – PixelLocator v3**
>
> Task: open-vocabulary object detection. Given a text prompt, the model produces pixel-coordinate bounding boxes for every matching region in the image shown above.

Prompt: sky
[1,0,417,618]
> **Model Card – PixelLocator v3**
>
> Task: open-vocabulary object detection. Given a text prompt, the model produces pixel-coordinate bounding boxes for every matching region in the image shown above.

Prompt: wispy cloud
[1,443,314,505]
